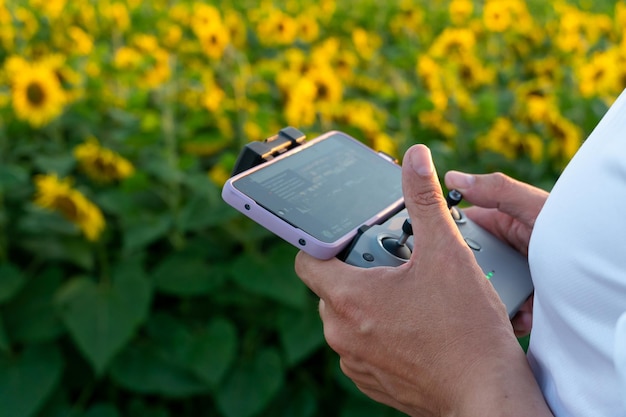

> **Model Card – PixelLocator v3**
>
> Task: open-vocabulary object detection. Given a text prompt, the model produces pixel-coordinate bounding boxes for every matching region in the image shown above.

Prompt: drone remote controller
[223,127,534,318]
[342,191,533,317]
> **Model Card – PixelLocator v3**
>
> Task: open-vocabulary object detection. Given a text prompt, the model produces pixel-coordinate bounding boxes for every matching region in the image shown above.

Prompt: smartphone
[221,131,405,259]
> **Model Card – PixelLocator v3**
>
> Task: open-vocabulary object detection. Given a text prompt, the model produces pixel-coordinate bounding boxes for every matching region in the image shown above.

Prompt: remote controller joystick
[381,218,413,260]
[446,189,463,220]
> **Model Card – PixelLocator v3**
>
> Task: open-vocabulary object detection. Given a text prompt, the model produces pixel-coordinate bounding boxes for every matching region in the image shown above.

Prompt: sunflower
[333,49,358,82]
[307,67,343,105]
[449,0,473,25]
[476,117,520,160]
[483,0,513,33]
[477,118,544,163]
[419,110,457,139]
[102,1,130,32]
[297,14,320,43]
[513,82,557,124]
[416,55,442,91]
[68,26,93,56]
[371,132,397,158]
[577,48,622,99]
[30,0,67,20]
[545,113,582,164]
[390,0,424,37]
[339,100,383,135]
[284,77,317,127]
[428,27,475,59]
[113,46,142,70]
[10,61,67,127]
[257,9,298,46]
[352,28,381,60]
[198,20,231,59]
[224,10,247,48]
[73,137,135,183]
[189,4,230,59]
[34,174,106,241]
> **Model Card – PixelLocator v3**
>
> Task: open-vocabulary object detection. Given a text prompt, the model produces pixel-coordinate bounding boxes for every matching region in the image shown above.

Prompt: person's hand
[444,171,549,337]
[295,145,552,417]
[444,171,548,256]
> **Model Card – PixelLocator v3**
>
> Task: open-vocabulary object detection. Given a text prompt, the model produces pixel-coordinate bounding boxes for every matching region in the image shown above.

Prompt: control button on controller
[464,238,482,251]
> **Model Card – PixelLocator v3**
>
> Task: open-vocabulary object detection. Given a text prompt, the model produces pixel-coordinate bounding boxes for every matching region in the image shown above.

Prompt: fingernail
[445,171,475,190]
[410,145,434,178]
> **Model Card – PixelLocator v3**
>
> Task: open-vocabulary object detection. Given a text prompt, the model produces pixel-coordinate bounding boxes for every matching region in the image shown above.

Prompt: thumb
[402,145,461,250]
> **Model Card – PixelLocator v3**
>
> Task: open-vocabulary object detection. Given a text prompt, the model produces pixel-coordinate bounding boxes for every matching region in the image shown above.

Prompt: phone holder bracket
[231,126,306,175]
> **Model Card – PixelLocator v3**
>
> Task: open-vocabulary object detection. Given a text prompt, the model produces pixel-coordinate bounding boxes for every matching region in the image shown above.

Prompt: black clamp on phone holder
[231,126,306,176]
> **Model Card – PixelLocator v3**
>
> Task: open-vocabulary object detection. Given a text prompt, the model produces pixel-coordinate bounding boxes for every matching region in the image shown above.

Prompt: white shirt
[528,89,626,416]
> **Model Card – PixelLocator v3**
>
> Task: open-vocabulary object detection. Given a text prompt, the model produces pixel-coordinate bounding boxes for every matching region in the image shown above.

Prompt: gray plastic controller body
[343,208,534,318]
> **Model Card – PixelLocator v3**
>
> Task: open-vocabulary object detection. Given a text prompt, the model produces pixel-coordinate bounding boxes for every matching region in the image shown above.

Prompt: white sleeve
[614,313,626,411]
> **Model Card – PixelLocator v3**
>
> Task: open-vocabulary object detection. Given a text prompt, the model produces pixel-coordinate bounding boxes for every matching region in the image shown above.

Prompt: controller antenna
[397,218,413,246]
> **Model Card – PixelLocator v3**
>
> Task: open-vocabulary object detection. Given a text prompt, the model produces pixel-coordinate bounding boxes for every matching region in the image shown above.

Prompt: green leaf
[264,384,318,417]
[96,189,137,215]
[0,344,64,417]
[277,307,325,365]
[17,230,94,270]
[0,263,26,303]
[144,314,238,387]
[0,164,29,197]
[82,403,121,417]
[142,153,184,184]
[33,154,76,177]
[0,313,10,352]
[185,318,238,387]
[24,236,93,269]
[215,348,284,417]
[151,252,226,296]
[3,267,65,344]
[229,245,308,309]
[179,175,240,230]
[125,400,171,417]
[340,395,405,417]
[179,195,219,231]
[55,261,152,374]
[123,214,172,253]
[109,343,209,398]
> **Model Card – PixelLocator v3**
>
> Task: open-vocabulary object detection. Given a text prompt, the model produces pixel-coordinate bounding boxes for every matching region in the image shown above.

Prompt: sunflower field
[0,0,625,416]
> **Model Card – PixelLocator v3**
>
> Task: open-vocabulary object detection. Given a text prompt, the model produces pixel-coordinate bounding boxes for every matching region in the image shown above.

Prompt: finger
[511,295,534,337]
[401,145,461,249]
[444,171,547,225]
[459,206,499,229]
[294,250,355,300]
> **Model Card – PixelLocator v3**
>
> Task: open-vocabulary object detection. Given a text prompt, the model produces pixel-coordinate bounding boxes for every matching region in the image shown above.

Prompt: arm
[295,145,553,417]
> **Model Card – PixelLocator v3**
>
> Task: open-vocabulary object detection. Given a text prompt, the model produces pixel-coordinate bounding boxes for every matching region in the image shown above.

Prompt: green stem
[0,191,6,263]
[161,57,184,250]
[96,239,110,286]
[68,379,97,417]
[0,112,7,262]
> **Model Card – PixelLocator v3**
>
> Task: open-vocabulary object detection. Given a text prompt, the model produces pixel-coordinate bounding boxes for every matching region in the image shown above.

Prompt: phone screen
[232,132,403,243]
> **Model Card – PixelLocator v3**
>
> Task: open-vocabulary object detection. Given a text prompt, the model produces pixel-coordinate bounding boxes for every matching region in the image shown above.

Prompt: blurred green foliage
[0,0,625,416]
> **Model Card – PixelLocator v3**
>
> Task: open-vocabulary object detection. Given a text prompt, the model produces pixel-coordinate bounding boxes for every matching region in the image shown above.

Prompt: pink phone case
[221,131,404,259]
